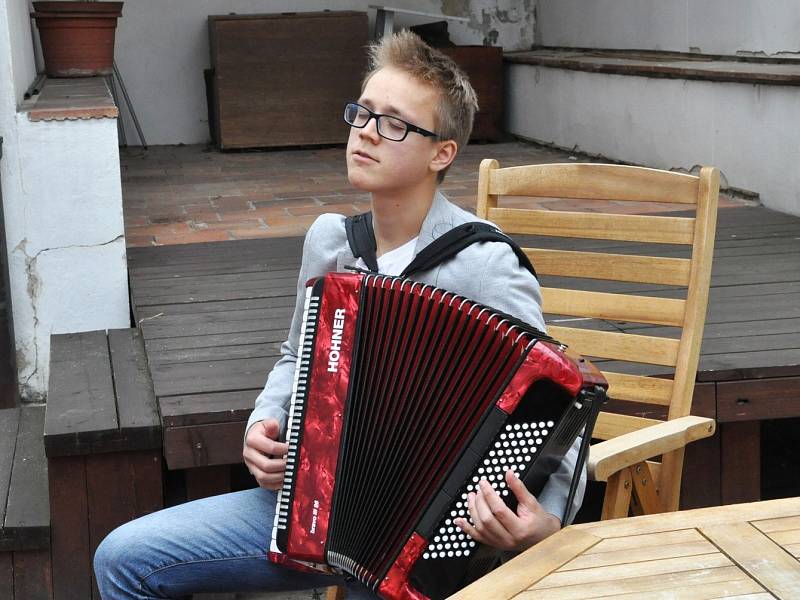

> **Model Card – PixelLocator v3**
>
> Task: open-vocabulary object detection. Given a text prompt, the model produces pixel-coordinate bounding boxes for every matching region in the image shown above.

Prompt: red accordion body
[270,272,606,599]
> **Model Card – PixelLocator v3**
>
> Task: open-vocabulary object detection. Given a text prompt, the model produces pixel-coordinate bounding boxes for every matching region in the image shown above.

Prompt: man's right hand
[243,419,288,490]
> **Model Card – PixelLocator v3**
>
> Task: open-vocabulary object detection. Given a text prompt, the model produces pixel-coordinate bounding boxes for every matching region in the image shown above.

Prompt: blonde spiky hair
[362,30,479,182]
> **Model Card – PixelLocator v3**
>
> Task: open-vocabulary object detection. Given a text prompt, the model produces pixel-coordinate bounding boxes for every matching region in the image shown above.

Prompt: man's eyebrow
[358,98,409,120]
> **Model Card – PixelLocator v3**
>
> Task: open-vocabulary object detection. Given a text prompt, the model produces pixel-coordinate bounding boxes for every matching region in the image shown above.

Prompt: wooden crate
[208,11,368,149]
[440,46,505,142]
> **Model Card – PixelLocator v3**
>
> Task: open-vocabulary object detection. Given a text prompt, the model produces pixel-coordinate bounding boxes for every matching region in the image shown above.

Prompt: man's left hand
[454,470,561,552]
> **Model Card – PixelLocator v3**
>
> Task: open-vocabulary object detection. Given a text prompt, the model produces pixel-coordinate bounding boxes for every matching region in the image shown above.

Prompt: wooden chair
[476,160,720,519]
[326,161,720,598]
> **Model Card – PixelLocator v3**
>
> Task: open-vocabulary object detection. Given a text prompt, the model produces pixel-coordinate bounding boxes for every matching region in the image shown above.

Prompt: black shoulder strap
[401,222,537,279]
[344,212,537,279]
[344,212,378,272]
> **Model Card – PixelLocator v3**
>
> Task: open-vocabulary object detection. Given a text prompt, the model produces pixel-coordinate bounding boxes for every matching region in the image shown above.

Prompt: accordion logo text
[270,272,607,599]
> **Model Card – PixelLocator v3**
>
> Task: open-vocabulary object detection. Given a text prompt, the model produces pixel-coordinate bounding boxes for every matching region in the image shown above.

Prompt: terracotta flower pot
[31,2,123,77]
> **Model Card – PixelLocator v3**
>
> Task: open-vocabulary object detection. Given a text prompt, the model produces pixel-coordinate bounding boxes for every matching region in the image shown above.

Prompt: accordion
[270,272,607,599]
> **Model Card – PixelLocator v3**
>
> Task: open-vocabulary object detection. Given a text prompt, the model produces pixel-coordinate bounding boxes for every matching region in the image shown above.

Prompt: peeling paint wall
[111,0,534,145]
[0,109,130,400]
[535,0,800,57]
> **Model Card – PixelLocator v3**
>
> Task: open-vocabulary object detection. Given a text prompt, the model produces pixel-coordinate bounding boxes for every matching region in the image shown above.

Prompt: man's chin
[347,172,382,193]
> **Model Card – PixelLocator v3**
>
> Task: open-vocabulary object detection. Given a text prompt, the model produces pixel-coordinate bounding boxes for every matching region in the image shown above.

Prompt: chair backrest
[477,160,719,513]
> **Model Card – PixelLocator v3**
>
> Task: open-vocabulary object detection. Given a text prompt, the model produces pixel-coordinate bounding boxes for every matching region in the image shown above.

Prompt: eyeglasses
[343,102,440,142]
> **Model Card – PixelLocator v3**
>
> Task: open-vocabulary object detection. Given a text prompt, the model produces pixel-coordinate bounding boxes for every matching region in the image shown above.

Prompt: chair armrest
[588,415,715,482]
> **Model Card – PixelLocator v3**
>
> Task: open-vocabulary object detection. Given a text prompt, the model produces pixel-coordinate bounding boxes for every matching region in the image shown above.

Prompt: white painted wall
[535,0,800,57]
[2,114,130,401]
[113,0,534,145]
[6,0,37,102]
[1,0,130,401]
[506,64,800,216]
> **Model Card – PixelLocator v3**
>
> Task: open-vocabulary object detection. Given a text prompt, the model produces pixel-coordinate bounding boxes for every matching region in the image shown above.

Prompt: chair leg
[327,585,347,600]
[601,467,633,520]
[658,448,686,512]
[631,461,662,515]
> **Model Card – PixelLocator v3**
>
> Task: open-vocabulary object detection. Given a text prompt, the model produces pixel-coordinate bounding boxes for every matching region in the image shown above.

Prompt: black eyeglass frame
[343,101,440,142]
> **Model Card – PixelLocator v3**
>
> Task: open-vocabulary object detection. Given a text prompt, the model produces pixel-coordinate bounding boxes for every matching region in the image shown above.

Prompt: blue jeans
[94,488,378,599]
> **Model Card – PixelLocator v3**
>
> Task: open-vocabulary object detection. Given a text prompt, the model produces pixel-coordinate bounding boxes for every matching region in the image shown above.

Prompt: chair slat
[488,163,699,204]
[525,248,692,286]
[548,326,680,367]
[593,412,663,440]
[488,208,695,245]
[601,372,674,406]
[543,288,685,327]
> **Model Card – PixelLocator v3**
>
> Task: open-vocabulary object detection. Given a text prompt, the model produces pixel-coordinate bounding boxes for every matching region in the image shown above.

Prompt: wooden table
[452,497,800,599]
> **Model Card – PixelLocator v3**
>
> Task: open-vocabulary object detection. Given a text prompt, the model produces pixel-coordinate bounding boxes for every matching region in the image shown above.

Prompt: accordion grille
[325,275,540,587]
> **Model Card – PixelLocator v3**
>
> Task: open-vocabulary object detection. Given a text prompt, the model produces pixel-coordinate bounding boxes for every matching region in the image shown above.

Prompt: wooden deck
[127,205,800,506]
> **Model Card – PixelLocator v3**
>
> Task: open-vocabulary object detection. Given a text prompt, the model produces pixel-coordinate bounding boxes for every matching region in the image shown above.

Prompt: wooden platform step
[0,405,52,600]
[46,328,164,600]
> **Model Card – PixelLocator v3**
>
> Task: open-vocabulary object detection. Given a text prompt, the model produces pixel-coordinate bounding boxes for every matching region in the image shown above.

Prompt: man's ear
[429,139,458,176]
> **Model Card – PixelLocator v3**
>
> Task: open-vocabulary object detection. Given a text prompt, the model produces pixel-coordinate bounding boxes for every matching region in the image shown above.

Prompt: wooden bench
[45,328,163,600]
[0,405,51,600]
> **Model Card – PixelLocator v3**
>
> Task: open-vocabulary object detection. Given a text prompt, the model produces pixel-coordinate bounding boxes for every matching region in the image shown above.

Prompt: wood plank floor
[127,204,800,428]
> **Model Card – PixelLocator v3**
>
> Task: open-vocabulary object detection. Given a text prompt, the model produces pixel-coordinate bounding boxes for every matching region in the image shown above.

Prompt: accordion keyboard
[272,287,320,551]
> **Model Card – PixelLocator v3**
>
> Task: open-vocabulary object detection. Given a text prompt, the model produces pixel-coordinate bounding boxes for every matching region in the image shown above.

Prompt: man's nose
[359,117,381,142]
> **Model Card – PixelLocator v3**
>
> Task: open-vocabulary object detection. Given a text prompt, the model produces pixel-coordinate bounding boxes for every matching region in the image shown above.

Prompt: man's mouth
[352,150,378,162]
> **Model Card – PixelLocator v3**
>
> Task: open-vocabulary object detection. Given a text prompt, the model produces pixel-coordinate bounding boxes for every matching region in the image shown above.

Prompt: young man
[94,32,584,599]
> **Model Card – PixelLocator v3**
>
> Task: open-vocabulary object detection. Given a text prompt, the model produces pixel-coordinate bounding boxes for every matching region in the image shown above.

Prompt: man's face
[346,66,443,194]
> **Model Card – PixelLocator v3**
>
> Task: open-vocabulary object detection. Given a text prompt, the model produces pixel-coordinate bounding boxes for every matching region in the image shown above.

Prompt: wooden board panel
[488,208,695,244]
[717,377,800,422]
[0,552,12,600]
[530,553,732,589]
[526,248,691,285]
[12,550,53,600]
[701,521,800,599]
[131,270,298,291]
[592,412,661,440]
[145,330,286,353]
[559,538,717,571]
[0,408,20,545]
[185,465,232,501]
[548,326,680,366]
[520,566,762,599]
[159,390,256,427]
[3,406,49,552]
[751,515,800,534]
[150,356,276,397]
[129,451,164,517]
[126,236,304,265]
[108,329,161,450]
[720,422,761,505]
[543,288,685,326]
[209,12,368,148]
[133,284,296,306]
[141,312,291,340]
[137,306,288,327]
[164,421,247,470]
[86,454,138,597]
[440,46,504,141]
[583,529,705,554]
[601,372,674,405]
[48,456,91,600]
[488,163,699,204]
[45,331,118,456]
[149,342,282,367]
[136,296,295,320]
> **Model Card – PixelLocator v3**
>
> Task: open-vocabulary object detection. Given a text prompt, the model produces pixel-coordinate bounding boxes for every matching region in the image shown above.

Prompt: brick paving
[121,141,750,247]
